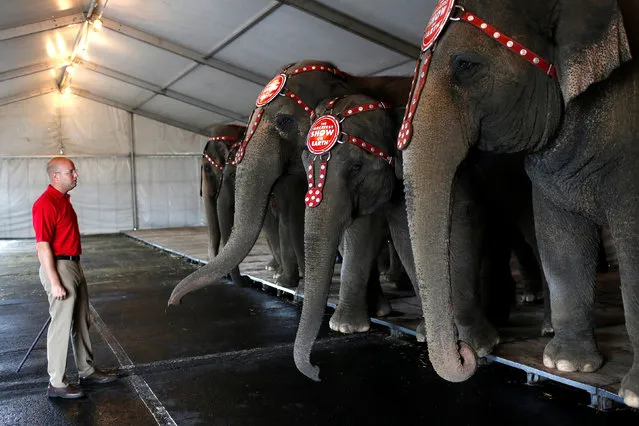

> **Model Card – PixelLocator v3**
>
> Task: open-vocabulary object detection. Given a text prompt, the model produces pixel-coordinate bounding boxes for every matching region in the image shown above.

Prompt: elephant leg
[262,200,282,274]
[330,212,388,334]
[608,203,639,408]
[385,239,413,292]
[218,178,250,287]
[272,176,303,288]
[511,229,543,302]
[377,240,391,275]
[534,191,602,373]
[450,174,499,358]
[514,207,553,335]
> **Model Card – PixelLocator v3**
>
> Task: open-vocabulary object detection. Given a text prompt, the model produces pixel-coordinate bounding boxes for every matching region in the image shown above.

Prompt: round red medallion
[307,115,340,155]
[256,74,286,107]
[421,0,455,51]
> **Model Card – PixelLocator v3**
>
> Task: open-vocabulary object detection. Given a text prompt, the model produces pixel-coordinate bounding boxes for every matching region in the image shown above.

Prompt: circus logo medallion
[307,115,340,155]
[256,74,286,107]
[422,0,455,51]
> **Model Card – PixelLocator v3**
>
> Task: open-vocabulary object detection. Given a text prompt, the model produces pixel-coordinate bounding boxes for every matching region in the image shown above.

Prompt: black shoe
[47,383,85,399]
[79,369,117,385]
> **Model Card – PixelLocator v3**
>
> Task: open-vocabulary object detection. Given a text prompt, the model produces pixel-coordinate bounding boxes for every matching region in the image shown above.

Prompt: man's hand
[51,283,67,300]
[35,241,66,301]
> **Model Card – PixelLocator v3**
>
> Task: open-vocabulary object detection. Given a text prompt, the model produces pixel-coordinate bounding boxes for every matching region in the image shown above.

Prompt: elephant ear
[555,0,631,104]
[212,140,230,165]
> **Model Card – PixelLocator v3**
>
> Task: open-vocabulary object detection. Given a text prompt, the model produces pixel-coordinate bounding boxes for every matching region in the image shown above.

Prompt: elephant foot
[517,290,544,304]
[276,273,299,289]
[620,366,639,408]
[457,317,500,358]
[541,317,554,336]
[543,333,603,373]
[231,274,252,287]
[329,304,370,334]
[265,257,279,271]
[416,320,426,342]
[370,293,392,317]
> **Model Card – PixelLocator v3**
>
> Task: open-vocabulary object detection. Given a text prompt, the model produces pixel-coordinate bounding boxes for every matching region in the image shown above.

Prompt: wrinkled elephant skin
[402,0,639,407]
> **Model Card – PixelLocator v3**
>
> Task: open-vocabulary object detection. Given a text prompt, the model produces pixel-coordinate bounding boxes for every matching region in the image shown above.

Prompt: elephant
[169,60,414,334]
[293,93,548,381]
[399,0,639,408]
[201,124,282,286]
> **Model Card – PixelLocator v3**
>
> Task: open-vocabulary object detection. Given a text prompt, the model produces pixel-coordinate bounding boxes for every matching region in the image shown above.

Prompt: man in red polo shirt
[32,157,116,399]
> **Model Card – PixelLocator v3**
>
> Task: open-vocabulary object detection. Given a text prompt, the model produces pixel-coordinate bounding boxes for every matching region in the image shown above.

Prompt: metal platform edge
[120,231,627,411]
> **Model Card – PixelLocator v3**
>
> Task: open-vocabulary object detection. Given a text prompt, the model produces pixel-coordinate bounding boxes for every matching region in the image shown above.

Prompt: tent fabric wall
[0,93,207,238]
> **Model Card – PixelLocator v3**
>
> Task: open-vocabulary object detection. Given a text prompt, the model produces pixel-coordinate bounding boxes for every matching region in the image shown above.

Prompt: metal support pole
[16,317,51,373]
[129,112,139,230]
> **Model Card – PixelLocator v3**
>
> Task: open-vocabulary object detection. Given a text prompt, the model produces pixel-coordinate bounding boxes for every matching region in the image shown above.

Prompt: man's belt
[54,255,80,261]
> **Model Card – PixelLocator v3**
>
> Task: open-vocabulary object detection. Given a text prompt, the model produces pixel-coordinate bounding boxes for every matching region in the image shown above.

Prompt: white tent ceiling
[0,0,437,136]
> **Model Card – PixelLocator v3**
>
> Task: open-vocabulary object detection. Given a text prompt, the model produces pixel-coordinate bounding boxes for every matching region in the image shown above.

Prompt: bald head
[47,157,72,180]
[47,157,78,193]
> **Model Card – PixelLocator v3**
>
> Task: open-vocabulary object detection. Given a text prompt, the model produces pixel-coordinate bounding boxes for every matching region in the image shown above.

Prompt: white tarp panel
[61,95,131,155]
[134,115,207,155]
[133,115,206,229]
[89,28,195,88]
[0,158,50,238]
[135,156,204,229]
[139,95,227,130]
[71,67,156,107]
[104,0,275,53]
[169,66,263,117]
[0,93,207,238]
[214,5,409,76]
[316,0,433,45]
[0,71,59,100]
[0,0,86,29]
[0,94,58,155]
[0,25,79,73]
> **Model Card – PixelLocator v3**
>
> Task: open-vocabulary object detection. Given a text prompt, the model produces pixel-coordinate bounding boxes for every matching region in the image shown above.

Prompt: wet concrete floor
[0,234,637,425]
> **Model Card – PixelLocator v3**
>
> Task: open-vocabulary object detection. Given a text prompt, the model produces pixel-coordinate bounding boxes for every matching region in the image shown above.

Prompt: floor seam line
[89,304,177,426]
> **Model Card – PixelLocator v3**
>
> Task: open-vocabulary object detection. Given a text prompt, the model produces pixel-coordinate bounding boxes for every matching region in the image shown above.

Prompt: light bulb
[92,18,103,32]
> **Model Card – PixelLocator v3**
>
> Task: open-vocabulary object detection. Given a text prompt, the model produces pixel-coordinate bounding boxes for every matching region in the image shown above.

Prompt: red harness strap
[305,99,393,208]
[232,64,347,165]
[203,135,240,171]
[397,1,558,151]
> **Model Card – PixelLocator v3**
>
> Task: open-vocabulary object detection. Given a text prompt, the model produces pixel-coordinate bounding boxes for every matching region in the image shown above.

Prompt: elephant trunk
[202,173,221,260]
[169,129,283,305]
[293,192,348,381]
[402,87,477,382]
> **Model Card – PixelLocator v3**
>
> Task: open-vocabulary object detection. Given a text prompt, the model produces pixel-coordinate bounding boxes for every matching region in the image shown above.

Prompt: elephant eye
[275,114,296,133]
[452,53,484,83]
[349,163,362,175]
[204,164,212,173]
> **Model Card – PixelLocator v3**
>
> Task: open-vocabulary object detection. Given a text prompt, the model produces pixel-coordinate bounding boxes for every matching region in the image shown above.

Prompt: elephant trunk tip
[294,352,321,382]
[434,341,478,383]
[167,294,182,307]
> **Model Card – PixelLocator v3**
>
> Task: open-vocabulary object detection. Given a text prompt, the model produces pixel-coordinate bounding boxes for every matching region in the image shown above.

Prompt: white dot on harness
[520,49,527,56]
[507,41,514,48]
[481,23,487,29]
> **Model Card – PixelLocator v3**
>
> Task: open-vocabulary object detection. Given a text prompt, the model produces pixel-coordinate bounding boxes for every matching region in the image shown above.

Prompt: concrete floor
[0,234,637,426]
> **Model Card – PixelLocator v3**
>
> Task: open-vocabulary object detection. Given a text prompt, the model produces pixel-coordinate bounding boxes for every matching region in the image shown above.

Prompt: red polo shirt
[32,185,82,256]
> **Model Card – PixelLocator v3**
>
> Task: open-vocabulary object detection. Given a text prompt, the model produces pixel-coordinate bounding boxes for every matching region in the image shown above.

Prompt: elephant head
[293,94,399,380]
[400,0,631,382]
[169,60,354,304]
[201,125,246,261]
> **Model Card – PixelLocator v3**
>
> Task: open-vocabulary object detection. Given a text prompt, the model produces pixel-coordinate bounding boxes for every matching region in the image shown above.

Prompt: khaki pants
[39,260,95,387]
